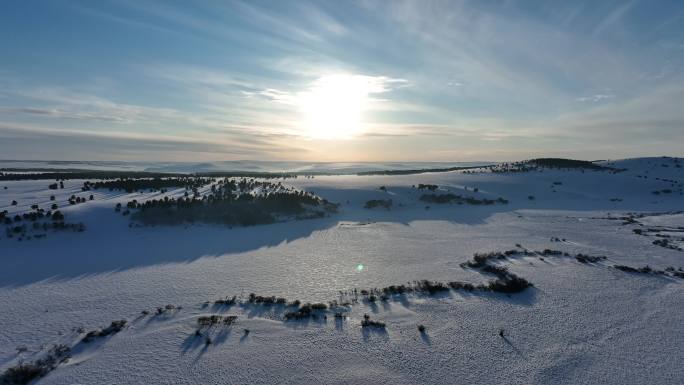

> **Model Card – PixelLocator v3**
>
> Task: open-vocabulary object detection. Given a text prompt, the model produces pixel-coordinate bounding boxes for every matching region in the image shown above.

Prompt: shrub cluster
[361,314,386,328]
[0,345,70,385]
[416,184,438,191]
[612,264,683,278]
[459,250,536,293]
[364,199,393,210]
[197,315,237,327]
[283,303,328,320]
[248,293,287,305]
[575,254,607,263]
[652,238,683,251]
[2,204,85,241]
[214,296,237,306]
[82,320,127,342]
[419,194,508,205]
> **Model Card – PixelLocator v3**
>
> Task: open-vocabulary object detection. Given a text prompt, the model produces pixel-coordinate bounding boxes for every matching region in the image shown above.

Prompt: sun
[298,74,373,139]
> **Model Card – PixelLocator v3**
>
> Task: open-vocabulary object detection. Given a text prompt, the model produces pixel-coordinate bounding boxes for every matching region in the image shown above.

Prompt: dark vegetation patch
[152,304,182,316]
[612,264,683,277]
[0,170,302,181]
[127,178,337,227]
[83,177,212,193]
[624,213,684,252]
[486,275,533,293]
[364,199,393,210]
[214,296,237,306]
[528,158,613,170]
[575,254,607,264]
[247,293,287,305]
[357,165,493,176]
[197,315,237,327]
[415,184,438,191]
[458,248,609,292]
[2,206,85,241]
[459,252,533,293]
[0,171,188,181]
[82,320,127,342]
[419,193,508,205]
[284,303,329,320]
[361,314,385,328]
[489,158,623,173]
[0,345,70,385]
[652,238,683,251]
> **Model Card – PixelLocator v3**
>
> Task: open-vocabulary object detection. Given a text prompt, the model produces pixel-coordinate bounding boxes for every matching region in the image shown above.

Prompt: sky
[0,0,683,162]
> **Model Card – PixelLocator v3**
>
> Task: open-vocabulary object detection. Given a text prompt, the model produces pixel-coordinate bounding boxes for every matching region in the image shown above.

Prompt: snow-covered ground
[0,157,683,384]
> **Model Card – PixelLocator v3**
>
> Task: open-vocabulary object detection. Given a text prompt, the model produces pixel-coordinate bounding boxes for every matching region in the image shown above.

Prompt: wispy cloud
[576,94,615,102]
[592,0,637,36]
[1,0,683,161]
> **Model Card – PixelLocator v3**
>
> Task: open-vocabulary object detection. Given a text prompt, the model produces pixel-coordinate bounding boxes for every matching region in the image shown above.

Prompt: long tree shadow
[181,332,204,355]
[501,335,526,358]
[420,331,431,345]
[0,210,340,287]
[361,326,389,342]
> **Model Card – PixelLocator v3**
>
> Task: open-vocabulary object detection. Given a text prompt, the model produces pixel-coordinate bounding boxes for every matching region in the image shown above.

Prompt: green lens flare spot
[356,264,365,271]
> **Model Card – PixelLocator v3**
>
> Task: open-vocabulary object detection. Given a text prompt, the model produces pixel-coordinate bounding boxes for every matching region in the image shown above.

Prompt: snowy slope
[0,157,683,384]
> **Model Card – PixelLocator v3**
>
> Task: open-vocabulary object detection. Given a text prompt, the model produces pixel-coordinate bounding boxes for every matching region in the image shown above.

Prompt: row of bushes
[197,315,237,327]
[613,264,684,278]
[420,194,508,205]
[82,320,127,343]
[0,344,71,385]
[83,177,213,193]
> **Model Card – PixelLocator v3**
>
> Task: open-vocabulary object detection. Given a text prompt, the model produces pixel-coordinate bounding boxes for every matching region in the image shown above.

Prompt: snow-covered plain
[0,157,683,384]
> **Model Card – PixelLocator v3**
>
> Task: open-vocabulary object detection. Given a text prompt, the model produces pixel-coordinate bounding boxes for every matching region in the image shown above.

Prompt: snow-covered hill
[0,157,682,384]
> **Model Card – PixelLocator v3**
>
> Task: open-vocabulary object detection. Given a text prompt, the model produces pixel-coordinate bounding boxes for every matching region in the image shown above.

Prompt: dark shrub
[364,199,392,209]
[51,211,64,221]
[415,280,449,294]
[487,276,532,293]
[82,320,127,342]
[575,254,606,264]
[361,314,385,328]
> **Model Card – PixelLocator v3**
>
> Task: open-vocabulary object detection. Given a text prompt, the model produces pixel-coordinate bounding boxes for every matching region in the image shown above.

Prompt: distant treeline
[83,177,213,193]
[490,158,625,173]
[0,170,313,181]
[357,165,494,176]
[195,171,300,179]
[0,171,187,181]
[528,158,613,170]
[0,158,622,180]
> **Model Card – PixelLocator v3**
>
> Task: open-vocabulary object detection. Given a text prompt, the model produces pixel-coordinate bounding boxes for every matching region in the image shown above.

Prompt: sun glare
[299,74,374,139]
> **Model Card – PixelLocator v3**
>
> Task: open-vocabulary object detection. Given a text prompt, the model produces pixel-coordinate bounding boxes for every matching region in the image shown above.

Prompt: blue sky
[1,0,683,161]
